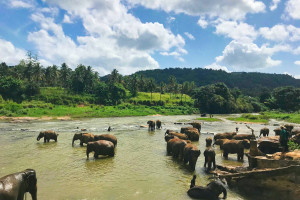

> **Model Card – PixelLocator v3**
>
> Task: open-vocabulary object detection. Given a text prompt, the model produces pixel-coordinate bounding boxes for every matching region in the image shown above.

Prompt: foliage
[272,86,300,111]
[288,141,300,151]
[195,117,222,122]
[0,76,25,102]
[227,114,269,123]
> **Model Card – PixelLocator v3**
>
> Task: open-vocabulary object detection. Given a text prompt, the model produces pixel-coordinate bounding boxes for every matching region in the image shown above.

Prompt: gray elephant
[0,169,37,200]
[222,140,249,160]
[72,133,94,146]
[187,179,227,200]
[167,137,189,158]
[204,137,216,171]
[232,134,254,140]
[86,140,115,159]
[181,127,200,141]
[165,130,189,140]
[259,127,269,137]
[94,134,117,147]
[183,143,201,170]
[214,132,236,141]
[37,130,58,143]
[156,120,162,129]
[188,122,201,132]
[147,120,155,131]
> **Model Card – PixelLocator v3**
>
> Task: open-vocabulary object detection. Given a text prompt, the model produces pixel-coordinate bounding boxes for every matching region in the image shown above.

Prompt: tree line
[0,53,299,112]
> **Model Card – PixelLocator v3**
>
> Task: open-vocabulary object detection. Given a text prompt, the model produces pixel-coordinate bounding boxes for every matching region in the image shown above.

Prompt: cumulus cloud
[204,63,230,72]
[62,14,73,23]
[197,17,208,29]
[127,0,265,20]
[294,61,300,65]
[0,38,26,65]
[270,0,280,11]
[184,32,195,40]
[259,25,289,41]
[8,0,34,8]
[28,0,186,75]
[216,41,290,70]
[284,0,300,19]
[215,20,257,42]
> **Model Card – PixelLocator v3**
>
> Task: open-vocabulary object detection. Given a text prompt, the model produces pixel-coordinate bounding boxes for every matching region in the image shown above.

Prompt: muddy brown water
[0,115,281,199]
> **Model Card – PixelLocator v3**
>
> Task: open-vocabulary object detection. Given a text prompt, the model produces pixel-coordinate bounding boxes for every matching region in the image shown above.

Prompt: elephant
[187,179,227,200]
[206,137,213,147]
[37,130,58,143]
[274,127,281,136]
[165,130,189,140]
[86,140,115,159]
[204,147,216,171]
[222,140,249,160]
[258,137,281,154]
[180,127,200,141]
[0,169,37,200]
[72,133,94,146]
[167,137,189,158]
[291,133,300,145]
[156,120,162,129]
[284,124,294,134]
[94,134,117,147]
[183,143,201,170]
[187,122,201,132]
[214,139,230,150]
[291,128,300,136]
[214,132,236,141]
[259,127,270,137]
[147,120,155,131]
[232,134,255,140]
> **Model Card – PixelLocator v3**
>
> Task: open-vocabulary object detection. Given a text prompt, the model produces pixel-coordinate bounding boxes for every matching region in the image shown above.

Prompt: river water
[0,115,280,200]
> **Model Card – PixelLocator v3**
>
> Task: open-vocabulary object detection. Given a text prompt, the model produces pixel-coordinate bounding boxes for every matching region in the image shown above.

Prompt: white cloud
[197,17,208,29]
[204,63,230,72]
[270,0,280,11]
[294,75,300,79]
[0,38,26,65]
[8,0,34,8]
[127,0,265,20]
[184,32,195,40]
[284,0,300,19]
[28,0,186,75]
[216,40,290,70]
[259,24,289,41]
[62,14,73,23]
[294,46,300,54]
[215,20,257,42]
[294,61,300,65]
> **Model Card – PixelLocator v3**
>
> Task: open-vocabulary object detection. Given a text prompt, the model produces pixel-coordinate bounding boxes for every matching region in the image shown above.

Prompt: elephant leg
[44,138,46,143]
[204,156,207,167]
[55,137,57,142]
[223,152,228,158]
[207,162,212,171]
[94,153,98,158]
[47,139,50,142]
[212,158,216,169]
[80,141,84,146]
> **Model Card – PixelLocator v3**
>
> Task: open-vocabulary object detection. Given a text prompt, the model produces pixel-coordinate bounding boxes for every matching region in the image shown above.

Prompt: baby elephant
[86,140,115,159]
[37,130,58,143]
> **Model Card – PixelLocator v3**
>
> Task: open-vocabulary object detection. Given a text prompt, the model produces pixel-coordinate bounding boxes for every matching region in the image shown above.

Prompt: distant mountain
[132,68,300,94]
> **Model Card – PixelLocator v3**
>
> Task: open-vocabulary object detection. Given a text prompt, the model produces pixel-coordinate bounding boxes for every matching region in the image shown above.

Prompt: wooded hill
[131,68,300,95]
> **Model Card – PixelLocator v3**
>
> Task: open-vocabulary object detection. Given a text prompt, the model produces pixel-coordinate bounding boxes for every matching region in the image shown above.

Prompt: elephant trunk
[30,186,37,200]
[72,136,76,146]
[36,136,40,141]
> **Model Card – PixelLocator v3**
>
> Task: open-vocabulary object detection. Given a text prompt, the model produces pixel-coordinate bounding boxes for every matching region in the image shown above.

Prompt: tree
[272,86,300,111]
[110,83,126,105]
[0,76,25,102]
[128,75,138,97]
[148,78,156,101]
[59,63,72,88]
[159,82,166,101]
[168,75,176,99]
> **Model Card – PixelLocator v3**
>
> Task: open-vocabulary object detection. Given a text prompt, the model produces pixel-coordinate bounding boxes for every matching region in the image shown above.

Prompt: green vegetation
[195,117,222,122]
[228,112,300,124]
[288,141,300,151]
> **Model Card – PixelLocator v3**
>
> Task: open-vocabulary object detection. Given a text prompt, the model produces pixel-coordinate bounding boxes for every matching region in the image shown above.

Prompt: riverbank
[0,104,199,121]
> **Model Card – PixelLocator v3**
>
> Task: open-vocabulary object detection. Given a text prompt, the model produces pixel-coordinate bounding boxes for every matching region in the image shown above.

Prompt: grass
[227,111,300,124]
[195,117,222,122]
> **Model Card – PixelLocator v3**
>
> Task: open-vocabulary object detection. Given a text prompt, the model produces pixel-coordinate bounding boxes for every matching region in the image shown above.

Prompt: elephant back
[222,140,244,153]
[181,127,199,141]
[166,131,189,140]
[82,133,95,143]
[232,134,254,140]
[274,127,281,136]
[94,134,117,146]
[214,132,236,141]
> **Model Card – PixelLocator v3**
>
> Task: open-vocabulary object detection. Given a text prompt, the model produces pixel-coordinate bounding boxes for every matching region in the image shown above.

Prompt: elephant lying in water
[187,178,227,200]
[37,130,59,143]
[86,140,115,159]
[0,169,37,200]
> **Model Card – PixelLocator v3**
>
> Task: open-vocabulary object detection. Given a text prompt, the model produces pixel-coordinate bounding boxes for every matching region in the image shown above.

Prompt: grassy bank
[228,112,300,124]
[0,101,198,118]
[195,117,222,122]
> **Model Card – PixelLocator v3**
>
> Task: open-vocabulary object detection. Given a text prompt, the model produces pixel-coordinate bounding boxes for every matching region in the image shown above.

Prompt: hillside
[131,68,300,94]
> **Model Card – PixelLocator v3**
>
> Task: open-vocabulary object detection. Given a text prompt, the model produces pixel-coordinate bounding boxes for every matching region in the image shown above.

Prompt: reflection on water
[0,114,274,199]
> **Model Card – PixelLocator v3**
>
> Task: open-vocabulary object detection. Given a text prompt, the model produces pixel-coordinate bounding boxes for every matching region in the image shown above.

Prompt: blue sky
[0,0,300,78]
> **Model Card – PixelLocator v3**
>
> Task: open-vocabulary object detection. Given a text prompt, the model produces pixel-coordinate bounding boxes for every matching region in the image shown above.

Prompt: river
[0,114,279,199]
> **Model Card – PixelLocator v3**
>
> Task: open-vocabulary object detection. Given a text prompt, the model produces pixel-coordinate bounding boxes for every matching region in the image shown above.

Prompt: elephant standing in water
[86,140,115,159]
[156,120,162,129]
[187,178,227,200]
[183,143,201,170]
[147,120,156,131]
[72,133,94,146]
[204,137,216,171]
[259,127,269,137]
[94,134,118,147]
[0,169,37,200]
[37,130,58,143]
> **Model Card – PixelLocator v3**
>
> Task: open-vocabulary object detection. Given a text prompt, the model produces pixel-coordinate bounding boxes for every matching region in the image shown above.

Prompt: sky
[0,0,300,78]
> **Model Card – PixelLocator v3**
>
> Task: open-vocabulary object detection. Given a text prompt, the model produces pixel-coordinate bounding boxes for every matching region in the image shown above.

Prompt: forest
[0,53,299,117]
